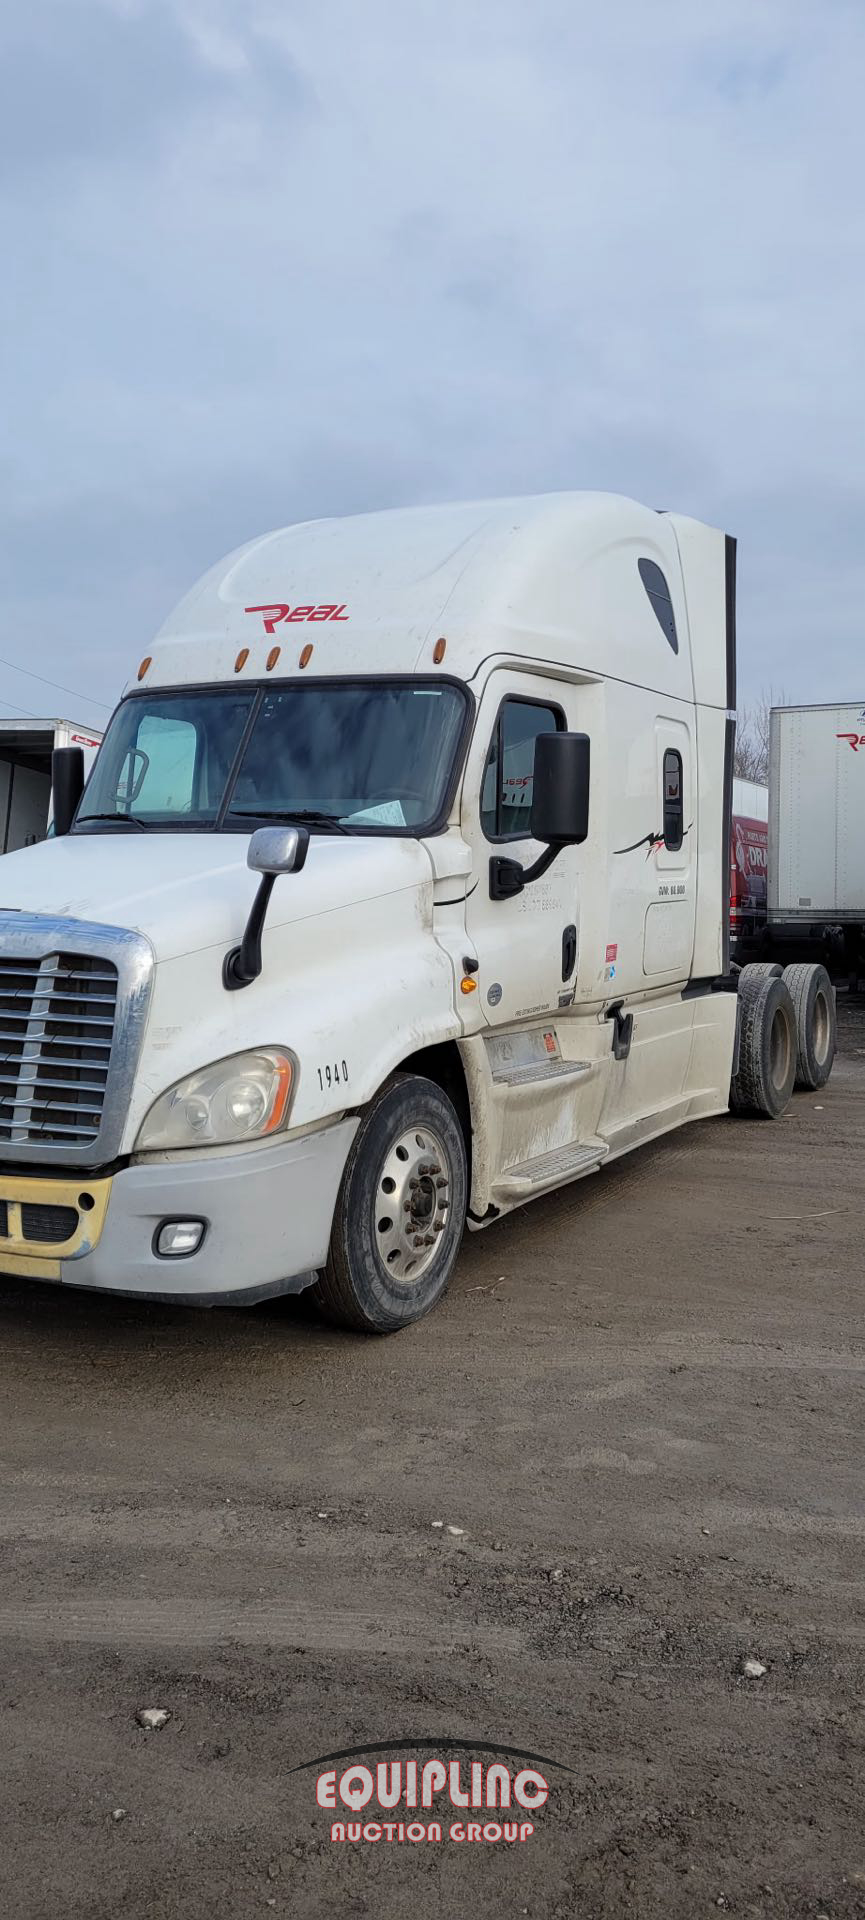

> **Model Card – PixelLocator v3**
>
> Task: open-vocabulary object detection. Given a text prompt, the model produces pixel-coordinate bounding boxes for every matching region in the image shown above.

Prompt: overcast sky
[2,0,864,729]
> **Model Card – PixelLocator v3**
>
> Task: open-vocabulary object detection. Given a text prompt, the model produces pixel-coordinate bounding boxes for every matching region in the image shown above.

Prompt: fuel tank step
[490,1057,593,1088]
[491,1139,608,1202]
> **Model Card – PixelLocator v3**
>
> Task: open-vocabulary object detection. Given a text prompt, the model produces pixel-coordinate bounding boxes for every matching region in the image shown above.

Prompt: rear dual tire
[730,960,836,1115]
[782,962,836,1089]
[730,968,797,1118]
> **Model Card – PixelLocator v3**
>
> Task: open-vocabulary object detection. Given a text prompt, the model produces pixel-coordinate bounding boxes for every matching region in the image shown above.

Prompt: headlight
[136,1048,297,1151]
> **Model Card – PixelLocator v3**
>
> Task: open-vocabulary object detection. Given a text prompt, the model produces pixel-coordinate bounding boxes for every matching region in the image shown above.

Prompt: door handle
[605,999,634,1061]
[562,924,577,981]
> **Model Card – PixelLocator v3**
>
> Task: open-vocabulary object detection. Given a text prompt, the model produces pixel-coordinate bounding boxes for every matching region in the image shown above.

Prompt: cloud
[2,0,863,719]
[0,3,231,175]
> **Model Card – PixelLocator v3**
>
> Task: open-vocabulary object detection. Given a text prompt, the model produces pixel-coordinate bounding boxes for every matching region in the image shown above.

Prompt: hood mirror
[247,825,310,878]
[224,825,310,991]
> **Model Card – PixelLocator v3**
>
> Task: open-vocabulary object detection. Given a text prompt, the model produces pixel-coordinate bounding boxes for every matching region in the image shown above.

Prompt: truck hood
[0,832,434,964]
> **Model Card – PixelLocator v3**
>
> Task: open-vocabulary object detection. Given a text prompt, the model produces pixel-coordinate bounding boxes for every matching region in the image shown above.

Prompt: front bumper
[0,1118,358,1303]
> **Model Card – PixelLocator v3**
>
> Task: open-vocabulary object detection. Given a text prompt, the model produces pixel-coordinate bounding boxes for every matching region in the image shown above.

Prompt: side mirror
[52,746,85,838]
[224,825,311,990]
[530,731,590,845]
[489,731,590,901]
[248,825,310,878]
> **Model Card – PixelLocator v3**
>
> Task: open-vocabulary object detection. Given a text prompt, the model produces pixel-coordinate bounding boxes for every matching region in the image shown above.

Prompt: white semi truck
[0,495,836,1330]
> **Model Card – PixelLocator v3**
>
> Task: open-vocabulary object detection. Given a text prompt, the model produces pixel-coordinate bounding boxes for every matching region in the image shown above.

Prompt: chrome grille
[0,954,118,1146]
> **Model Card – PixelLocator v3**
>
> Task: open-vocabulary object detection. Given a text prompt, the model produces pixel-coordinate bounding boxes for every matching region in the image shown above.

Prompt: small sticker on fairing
[605,963,617,981]
[487,982,503,1007]
[605,943,618,963]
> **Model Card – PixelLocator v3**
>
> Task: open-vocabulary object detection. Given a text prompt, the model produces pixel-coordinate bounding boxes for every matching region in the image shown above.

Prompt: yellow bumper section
[0,1174,112,1279]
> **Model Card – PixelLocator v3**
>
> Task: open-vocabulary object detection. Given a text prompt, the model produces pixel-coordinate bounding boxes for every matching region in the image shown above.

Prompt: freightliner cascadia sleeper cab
[0,495,836,1330]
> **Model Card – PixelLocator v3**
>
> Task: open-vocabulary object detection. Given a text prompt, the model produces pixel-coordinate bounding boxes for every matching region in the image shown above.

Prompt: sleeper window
[663,748,684,851]
[480,699,562,839]
[639,558,679,655]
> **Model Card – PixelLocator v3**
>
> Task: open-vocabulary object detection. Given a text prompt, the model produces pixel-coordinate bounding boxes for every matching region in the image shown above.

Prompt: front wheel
[311,1074,468,1333]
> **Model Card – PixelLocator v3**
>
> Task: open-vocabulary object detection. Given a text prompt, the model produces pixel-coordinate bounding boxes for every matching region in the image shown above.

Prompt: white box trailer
[769,702,865,931]
[0,719,102,853]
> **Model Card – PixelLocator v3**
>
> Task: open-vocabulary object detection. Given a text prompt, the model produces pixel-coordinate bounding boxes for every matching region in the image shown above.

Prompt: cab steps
[491,1139,609,1203]
[490,1057,593,1088]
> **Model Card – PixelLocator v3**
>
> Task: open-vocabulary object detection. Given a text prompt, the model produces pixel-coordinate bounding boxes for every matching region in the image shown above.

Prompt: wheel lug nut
[434,1220,445,1233]
[435,1178,447,1189]
[423,1234,435,1245]
[413,1235,424,1247]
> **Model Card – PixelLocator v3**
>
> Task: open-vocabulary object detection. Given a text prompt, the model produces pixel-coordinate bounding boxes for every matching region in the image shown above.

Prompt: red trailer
[730,778,768,959]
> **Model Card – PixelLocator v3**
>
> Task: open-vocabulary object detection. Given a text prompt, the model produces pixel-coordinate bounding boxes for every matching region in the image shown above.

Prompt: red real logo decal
[245,603,349,633]
[837,733,865,752]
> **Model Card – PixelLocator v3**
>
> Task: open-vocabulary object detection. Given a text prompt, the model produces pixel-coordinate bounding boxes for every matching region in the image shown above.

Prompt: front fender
[121,880,465,1152]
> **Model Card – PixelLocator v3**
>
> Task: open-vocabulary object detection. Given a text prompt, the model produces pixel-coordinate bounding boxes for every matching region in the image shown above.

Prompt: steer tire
[311,1073,468,1334]
[782,962,837,1089]
[730,969,797,1118]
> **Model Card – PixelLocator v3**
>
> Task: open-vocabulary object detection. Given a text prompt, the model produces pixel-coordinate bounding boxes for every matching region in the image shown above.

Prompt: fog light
[155,1219,205,1258]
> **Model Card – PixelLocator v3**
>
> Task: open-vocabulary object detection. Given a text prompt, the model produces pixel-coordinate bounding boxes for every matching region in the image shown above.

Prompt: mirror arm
[223,873,277,991]
[521,843,562,886]
[489,842,562,902]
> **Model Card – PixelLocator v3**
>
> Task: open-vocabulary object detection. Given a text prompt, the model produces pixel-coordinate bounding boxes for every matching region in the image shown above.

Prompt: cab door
[461,673,581,1027]
[641,716,696,980]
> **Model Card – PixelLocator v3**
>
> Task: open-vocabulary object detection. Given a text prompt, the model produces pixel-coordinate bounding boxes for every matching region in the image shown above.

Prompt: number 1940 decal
[318,1060,349,1091]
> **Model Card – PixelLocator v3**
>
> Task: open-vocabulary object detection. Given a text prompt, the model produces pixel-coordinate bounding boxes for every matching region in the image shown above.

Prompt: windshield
[74,681,469,833]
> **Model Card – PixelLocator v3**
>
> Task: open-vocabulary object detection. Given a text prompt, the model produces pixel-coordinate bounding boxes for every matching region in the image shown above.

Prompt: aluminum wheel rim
[813,988,831,1066]
[770,1007,792,1089]
[373,1124,450,1284]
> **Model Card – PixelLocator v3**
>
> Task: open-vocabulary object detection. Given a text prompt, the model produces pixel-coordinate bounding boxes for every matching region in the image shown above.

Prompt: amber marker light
[263,1056,294,1133]
[460,976,478,995]
[299,643,314,668]
[266,645,281,671]
[433,637,447,664]
[137,656,152,681]
[234,648,249,672]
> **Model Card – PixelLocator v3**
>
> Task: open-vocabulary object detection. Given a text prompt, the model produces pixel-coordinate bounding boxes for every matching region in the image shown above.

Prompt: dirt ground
[1,997,864,1919]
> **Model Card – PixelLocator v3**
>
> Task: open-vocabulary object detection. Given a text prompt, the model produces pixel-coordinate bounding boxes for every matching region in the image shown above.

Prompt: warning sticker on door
[605,943,618,963]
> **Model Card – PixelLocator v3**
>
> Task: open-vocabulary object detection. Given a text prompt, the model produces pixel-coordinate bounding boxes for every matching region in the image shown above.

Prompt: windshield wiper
[74,812,148,832]
[229,808,351,835]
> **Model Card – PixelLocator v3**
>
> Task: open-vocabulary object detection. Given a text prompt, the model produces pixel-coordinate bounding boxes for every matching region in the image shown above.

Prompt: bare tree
[734,687,788,784]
